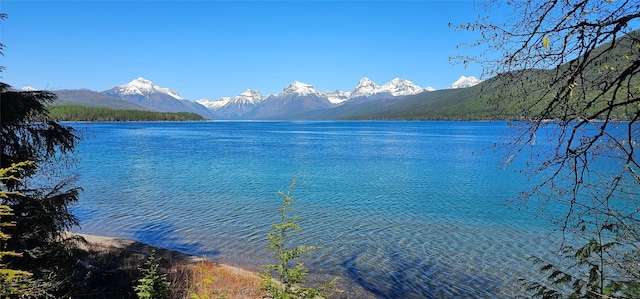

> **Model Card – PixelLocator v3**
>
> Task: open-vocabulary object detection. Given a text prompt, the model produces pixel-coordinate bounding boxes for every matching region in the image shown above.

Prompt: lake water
[70,121,558,298]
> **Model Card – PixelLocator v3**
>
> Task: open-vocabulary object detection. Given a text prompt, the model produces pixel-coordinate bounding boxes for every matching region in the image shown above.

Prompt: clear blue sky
[1,0,491,100]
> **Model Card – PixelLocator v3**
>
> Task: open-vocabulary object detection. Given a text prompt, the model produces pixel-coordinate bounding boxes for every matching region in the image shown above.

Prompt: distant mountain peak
[21,85,37,91]
[350,77,424,98]
[132,77,152,84]
[196,89,266,111]
[100,77,214,118]
[239,89,262,97]
[450,76,482,89]
[281,81,322,96]
[109,77,184,100]
[235,89,265,104]
[196,97,231,109]
[351,77,380,98]
[379,78,424,96]
[287,81,311,88]
[358,77,375,84]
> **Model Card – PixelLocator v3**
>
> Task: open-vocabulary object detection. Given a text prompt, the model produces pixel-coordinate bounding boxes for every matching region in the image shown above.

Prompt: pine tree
[134,249,170,299]
[0,162,34,297]
[260,177,338,299]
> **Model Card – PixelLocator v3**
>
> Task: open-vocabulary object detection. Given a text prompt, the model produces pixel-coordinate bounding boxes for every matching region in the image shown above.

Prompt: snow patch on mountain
[109,77,184,99]
[21,85,37,91]
[325,90,352,104]
[197,97,231,109]
[450,76,482,89]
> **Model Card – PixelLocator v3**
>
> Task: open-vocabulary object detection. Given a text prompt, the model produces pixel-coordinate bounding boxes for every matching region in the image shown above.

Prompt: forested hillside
[54,89,147,110]
[49,104,206,121]
[321,30,639,121]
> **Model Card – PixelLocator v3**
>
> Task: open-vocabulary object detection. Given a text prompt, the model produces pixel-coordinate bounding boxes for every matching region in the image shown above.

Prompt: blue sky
[1,1,492,100]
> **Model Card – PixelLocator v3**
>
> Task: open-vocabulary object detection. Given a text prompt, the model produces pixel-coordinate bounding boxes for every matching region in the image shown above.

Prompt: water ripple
[71,121,557,298]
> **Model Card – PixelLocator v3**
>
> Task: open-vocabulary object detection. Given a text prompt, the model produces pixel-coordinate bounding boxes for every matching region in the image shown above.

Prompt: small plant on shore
[135,249,170,299]
[188,259,228,299]
[178,258,263,299]
[260,177,338,299]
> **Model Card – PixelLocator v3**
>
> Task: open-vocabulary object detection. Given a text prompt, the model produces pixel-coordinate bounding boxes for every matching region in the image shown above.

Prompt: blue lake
[70,121,558,298]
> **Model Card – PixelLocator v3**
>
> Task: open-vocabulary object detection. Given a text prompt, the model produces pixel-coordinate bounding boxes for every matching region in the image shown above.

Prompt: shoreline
[73,232,259,278]
[70,232,266,298]
[73,232,376,298]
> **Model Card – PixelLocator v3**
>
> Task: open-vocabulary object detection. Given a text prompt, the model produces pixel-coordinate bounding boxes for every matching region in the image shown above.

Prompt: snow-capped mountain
[197,89,265,109]
[349,77,425,99]
[21,85,37,91]
[103,77,214,118]
[450,76,482,89]
[197,77,431,119]
[107,77,184,99]
[197,89,266,119]
[281,81,324,97]
[350,77,381,98]
[250,81,334,119]
[378,78,425,97]
[235,89,266,104]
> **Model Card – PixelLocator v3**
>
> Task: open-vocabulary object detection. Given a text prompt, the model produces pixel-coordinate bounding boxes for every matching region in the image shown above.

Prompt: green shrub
[260,177,338,299]
[134,249,170,299]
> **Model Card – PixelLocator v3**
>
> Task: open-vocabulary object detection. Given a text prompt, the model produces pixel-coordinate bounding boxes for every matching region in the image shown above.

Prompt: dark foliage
[1,82,82,296]
[48,104,206,122]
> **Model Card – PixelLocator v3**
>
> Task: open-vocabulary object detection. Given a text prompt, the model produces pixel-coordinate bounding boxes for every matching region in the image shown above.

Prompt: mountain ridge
[50,75,482,120]
[192,76,467,119]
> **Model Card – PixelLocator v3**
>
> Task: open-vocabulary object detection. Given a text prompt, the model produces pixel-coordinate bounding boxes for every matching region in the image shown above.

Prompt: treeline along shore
[49,104,207,122]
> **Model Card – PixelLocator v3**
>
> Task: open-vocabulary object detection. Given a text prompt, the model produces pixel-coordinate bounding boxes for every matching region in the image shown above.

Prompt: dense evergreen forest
[48,104,207,122]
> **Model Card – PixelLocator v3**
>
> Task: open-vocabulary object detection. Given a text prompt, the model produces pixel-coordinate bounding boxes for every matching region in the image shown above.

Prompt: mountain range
[52,76,481,120]
[38,29,640,121]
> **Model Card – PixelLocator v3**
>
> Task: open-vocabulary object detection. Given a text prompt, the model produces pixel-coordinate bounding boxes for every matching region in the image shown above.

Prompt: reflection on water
[71,121,556,298]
